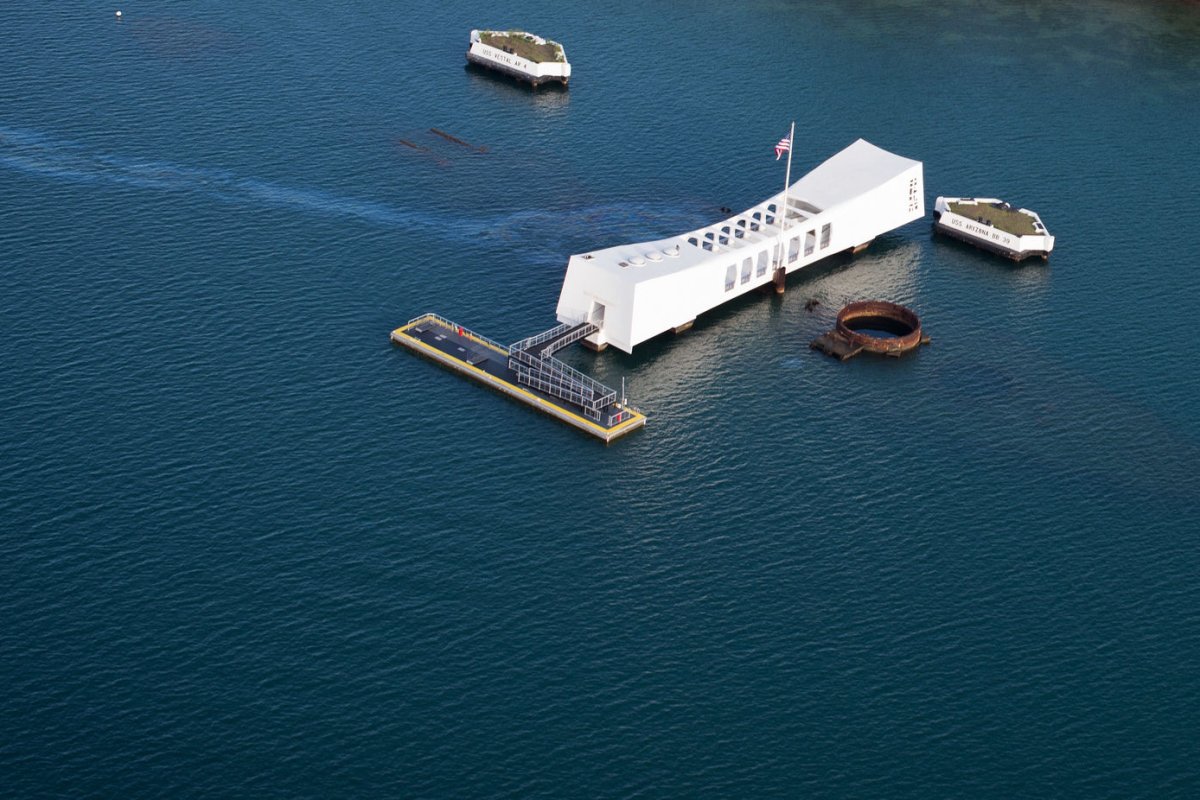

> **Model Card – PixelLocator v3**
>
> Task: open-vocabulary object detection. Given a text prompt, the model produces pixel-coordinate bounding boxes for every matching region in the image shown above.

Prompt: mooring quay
[392,314,646,443]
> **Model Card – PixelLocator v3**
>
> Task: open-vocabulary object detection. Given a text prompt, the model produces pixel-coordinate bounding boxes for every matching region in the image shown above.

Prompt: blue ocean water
[3,1,1199,796]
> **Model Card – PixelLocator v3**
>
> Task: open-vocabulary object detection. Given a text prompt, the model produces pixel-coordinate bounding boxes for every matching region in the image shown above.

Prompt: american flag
[774,134,792,160]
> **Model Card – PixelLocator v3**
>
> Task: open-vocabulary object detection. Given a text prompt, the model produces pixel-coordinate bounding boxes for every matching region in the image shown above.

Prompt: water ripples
[4,1,1200,797]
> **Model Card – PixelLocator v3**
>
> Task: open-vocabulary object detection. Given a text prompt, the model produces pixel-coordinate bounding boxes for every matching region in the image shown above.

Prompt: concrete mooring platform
[392,314,646,443]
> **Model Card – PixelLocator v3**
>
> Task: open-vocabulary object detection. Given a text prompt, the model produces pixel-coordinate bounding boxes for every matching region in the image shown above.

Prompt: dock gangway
[508,322,618,419]
[510,321,596,357]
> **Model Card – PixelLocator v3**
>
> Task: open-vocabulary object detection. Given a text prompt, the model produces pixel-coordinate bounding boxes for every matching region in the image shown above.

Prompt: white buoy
[115,10,122,18]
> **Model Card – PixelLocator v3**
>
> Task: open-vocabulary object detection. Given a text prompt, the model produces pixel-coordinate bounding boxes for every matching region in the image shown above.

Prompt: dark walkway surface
[406,321,510,379]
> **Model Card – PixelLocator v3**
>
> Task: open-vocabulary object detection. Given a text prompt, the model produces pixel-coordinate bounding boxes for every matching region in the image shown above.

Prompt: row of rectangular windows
[689,207,783,253]
[724,224,832,292]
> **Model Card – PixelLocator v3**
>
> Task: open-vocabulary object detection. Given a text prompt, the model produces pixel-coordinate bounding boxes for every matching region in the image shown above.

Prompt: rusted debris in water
[430,128,489,153]
[804,298,821,312]
[811,300,930,361]
[395,137,450,167]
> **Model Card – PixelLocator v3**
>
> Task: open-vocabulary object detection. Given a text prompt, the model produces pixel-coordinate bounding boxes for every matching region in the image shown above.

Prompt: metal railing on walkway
[508,321,618,416]
[509,321,596,358]
[405,313,509,354]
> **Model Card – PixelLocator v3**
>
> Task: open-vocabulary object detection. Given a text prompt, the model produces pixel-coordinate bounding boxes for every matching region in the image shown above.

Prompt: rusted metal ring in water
[835,300,924,354]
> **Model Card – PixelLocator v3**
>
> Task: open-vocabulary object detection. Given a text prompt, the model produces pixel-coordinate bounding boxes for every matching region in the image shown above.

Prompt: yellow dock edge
[392,316,646,443]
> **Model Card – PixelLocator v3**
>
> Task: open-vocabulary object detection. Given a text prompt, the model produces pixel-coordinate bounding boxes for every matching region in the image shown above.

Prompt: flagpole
[782,120,794,231]
[777,120,794,271]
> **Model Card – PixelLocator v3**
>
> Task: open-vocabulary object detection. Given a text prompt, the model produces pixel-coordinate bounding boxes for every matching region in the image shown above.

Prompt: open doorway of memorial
[588,301,605,326]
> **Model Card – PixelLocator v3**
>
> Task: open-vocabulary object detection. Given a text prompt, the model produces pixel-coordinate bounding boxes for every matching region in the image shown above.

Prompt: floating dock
[392,314,645,443]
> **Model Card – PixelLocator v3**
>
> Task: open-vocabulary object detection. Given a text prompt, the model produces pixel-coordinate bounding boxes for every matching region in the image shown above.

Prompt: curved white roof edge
[572,139,920,268]
[557,138,925,353]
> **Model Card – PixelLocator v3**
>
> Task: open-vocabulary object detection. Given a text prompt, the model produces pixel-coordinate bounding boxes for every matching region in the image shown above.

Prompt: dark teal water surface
[3,1,1200,796]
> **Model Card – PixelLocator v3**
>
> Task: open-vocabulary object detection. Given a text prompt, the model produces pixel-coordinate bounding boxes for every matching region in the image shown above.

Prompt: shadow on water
[930,225,1053,279]
[562,212,1200,509]
[569,234,922,384]
[463,63,571,111]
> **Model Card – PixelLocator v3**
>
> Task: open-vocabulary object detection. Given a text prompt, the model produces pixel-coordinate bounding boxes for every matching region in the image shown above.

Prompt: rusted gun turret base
[811,300,930,361]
